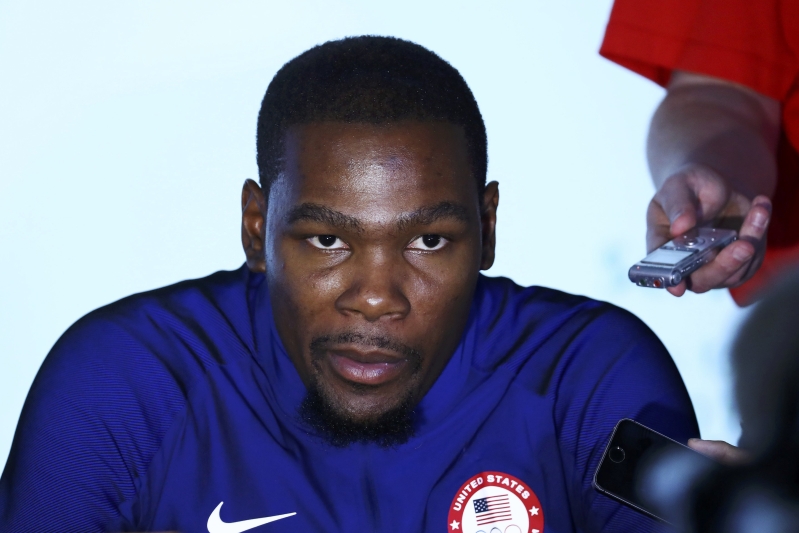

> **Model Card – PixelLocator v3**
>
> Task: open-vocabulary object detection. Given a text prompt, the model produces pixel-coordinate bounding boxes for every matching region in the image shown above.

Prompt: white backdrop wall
[0,0,746,470]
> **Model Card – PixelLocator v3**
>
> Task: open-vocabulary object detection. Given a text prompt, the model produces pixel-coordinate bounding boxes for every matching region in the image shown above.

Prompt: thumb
[655,179,700,237]
[669,209,698,237]
[688,438,750,465]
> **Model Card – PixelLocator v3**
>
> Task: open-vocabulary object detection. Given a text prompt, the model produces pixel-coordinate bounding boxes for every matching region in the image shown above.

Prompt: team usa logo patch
[447,471,544,533]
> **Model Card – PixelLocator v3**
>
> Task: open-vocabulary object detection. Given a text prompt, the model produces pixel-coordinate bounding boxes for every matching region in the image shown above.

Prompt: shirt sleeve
[599,0,798,101]
[552,304,699,532]
[0,313,185,533]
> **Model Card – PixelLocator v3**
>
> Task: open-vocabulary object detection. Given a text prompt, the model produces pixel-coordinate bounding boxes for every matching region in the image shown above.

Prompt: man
[0,36,698,532]
[600,0,799,305]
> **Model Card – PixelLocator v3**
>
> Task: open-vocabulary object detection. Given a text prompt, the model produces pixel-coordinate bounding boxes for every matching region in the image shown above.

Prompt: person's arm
[646,70,781,296]
[0,314,185,532]
[552,304,699,531]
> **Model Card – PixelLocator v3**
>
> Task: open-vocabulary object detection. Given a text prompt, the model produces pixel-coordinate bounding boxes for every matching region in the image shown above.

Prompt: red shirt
[600,0,799,305]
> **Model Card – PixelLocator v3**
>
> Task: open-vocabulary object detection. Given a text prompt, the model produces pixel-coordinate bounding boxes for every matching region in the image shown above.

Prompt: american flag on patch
[473,494,512,526]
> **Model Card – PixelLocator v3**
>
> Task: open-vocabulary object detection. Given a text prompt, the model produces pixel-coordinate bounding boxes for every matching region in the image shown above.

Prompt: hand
[646,164,772,296]
[687,438,750,465]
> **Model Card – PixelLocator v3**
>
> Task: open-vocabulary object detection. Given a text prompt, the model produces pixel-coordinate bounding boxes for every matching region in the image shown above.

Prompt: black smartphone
[593,419,716,524]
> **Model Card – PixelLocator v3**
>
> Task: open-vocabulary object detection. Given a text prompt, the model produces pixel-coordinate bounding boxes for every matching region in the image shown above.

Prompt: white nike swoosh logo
[207,502,297,533]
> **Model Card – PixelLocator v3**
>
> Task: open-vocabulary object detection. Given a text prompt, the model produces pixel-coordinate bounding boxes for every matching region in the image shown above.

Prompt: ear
[241,179,267,273]
[480,181,499,270]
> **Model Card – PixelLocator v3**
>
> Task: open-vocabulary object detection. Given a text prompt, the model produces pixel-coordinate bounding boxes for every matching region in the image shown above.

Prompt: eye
[408,234,447,251]
[308,235,348,250]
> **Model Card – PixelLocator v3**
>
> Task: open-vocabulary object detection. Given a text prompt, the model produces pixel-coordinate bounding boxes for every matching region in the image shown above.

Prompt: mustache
[309,332,422,364]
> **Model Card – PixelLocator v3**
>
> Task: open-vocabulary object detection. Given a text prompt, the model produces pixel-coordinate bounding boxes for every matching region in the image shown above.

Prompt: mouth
[325,349,408,386]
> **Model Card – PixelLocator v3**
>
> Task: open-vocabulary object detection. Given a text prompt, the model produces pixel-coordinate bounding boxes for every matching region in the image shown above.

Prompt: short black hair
[256,35,487,196]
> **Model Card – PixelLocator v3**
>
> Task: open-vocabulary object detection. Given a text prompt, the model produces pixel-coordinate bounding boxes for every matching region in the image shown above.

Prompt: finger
[646,199,675,252]
[724,198,771,286]
[670,211,699,238]
[684,196,769,291]
[686,240,755,292]
[654,179,699,236]
[721,259,755,288]
[688,438,750,465]
[667,281,687,296]
[738,195,772,242]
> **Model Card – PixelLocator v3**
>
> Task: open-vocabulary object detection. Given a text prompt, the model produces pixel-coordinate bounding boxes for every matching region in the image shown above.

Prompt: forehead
[275,121,477,211]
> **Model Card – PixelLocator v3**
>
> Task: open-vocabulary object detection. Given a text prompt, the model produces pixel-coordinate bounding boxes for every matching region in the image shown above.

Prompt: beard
[299,385,416,447]
[299,332,422,447]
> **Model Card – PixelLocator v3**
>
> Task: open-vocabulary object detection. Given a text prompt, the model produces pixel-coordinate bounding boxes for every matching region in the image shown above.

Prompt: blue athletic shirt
[0,266,698,533]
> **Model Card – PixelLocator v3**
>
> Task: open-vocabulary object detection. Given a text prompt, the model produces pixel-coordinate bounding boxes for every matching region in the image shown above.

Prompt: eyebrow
[395,201,470,231]
[285,203,363,232]
[284,201,471,233]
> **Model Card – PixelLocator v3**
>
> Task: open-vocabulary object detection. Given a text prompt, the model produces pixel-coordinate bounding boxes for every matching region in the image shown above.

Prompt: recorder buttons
[609,446,626,463]
[677,236,705,247]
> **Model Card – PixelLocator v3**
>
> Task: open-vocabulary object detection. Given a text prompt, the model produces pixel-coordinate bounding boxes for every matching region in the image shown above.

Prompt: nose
[334,253,411,322]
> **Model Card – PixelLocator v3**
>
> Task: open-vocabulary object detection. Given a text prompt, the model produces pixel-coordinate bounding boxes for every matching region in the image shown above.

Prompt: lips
[327,349,408,386]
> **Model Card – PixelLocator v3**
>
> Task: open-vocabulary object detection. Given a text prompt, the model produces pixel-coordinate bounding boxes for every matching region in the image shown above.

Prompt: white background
[0,0,746,470]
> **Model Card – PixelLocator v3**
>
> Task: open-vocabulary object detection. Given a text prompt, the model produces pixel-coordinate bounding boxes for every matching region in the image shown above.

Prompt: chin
[299,377,418,448]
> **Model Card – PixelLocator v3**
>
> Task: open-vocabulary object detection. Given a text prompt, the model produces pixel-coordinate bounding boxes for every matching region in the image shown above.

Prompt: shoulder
[477,276,696,436]
[474,276,694,428]
[474,279,697,531]
[473,275,661,371]
[25,265,256,454]
[27,270,249,428]
[48,265,254,376]
[0,268,254,531]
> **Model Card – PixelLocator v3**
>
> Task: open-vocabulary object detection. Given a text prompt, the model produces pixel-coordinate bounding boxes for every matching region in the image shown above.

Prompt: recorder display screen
[640,249,694,266]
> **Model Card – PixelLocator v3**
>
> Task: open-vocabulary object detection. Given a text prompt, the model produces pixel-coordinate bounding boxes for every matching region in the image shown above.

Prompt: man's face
[242,121,498,441]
